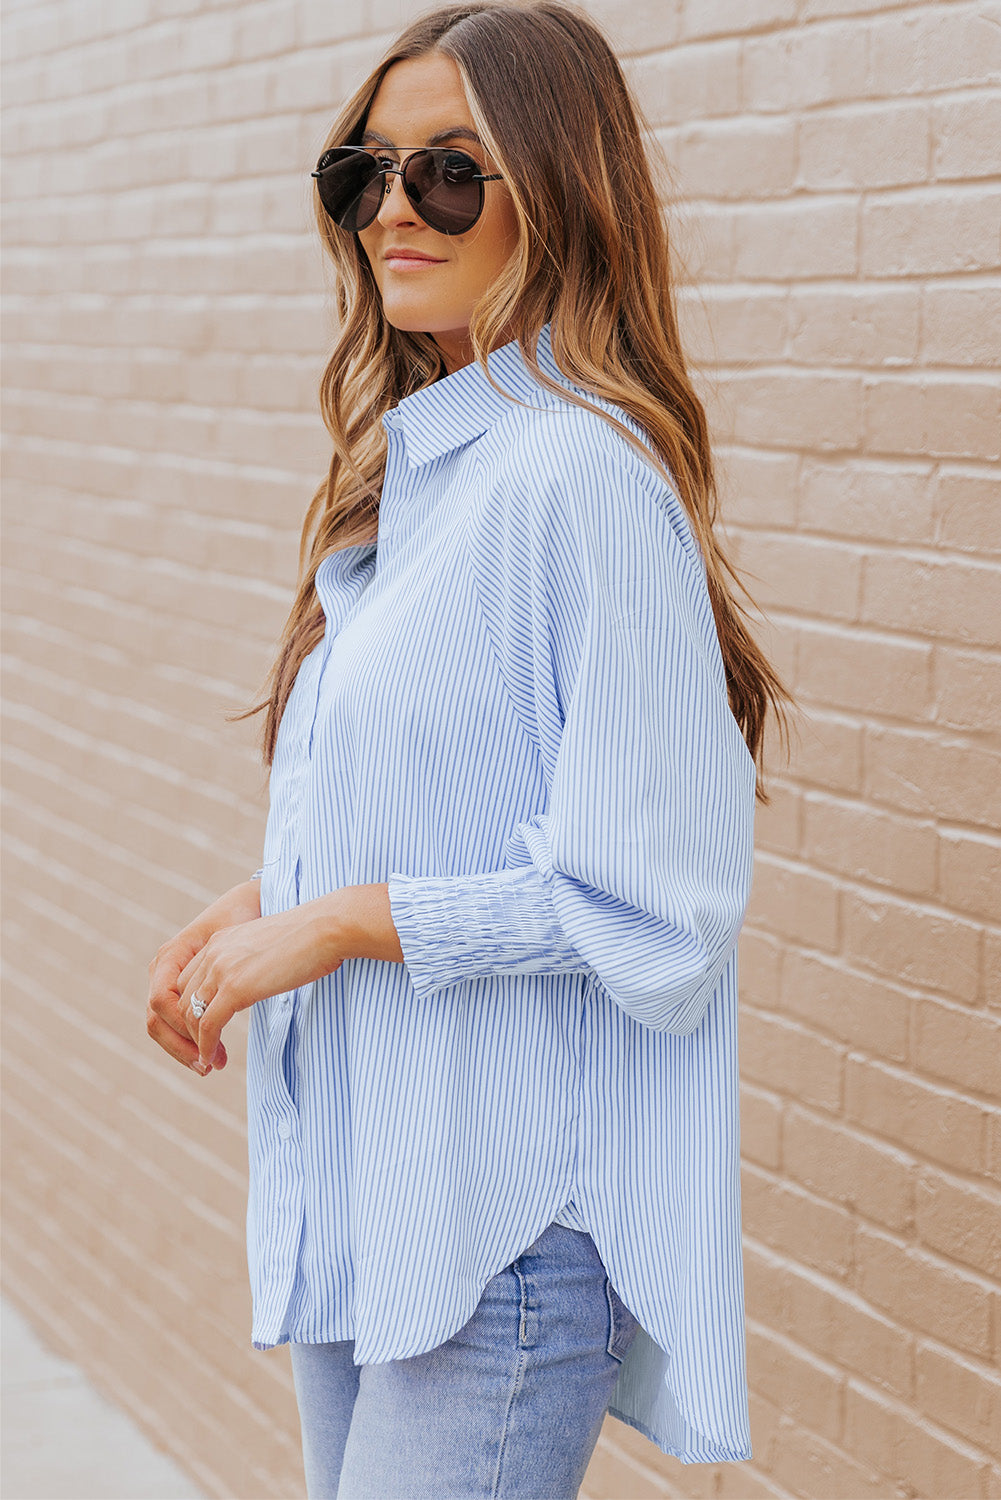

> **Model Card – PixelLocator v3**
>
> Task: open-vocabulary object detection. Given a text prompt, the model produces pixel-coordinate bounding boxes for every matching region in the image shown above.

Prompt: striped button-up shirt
[250,324,756,1462]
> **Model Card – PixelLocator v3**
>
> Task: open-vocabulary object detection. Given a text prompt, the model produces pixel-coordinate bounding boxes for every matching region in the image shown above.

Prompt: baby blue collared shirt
[249,325,756,1463]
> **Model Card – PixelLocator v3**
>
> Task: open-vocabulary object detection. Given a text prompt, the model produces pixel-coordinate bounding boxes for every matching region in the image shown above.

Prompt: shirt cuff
[387,864,588,999]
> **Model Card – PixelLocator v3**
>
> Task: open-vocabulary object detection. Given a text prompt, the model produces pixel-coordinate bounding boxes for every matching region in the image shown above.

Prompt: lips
[384,247,445,263]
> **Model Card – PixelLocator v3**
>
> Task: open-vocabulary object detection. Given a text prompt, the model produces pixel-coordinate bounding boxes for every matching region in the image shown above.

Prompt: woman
[147,4,787,1496]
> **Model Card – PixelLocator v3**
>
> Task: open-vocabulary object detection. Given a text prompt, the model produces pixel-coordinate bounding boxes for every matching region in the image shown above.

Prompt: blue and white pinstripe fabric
[249,324,756,1462]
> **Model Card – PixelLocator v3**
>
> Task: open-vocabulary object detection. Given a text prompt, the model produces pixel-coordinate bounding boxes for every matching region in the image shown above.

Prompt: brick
[798,101,930,192]
[863,375,1001,462]
[581,1429,679,1499]
[865,725,1001,829]
[741,1008,844,1111]
[847,1380,990,1497]
[737,926,784,1008]
[681,284,788,364]
[676,116,797,199]
[625,37,741,127]
[297,0,366,46]
[802,792,936,898]
[741,1082,783,1169]
[718,447,799,531]
[781,1264,913,1401]
[769,1422,891,1500]
[922,284,1001,369]
[863,551,1001,648]
[934,467,1001,555]
[795,622,932,719]
[866,5,1001,97]
[752,779,800,858]
[845,1056,987,1177]
[715,1464,791,1499]
[855,1225,993,1359]
[742,23,869,112]
[236,1,298,62]
[984,932,1001,1014]
[916,1343,1001,1455]
[915,997,1001,1099]
[934,92,1001,181]
[933,648,1001,736]
[784,1105,914,1231]
[781,949,909,1062]
[742,1163,854,1279]
[746,854,841,955]
[916,1170,1001,1280]
[788,285,920,367]
[939,829,1001,924]
[681,0,797,41]
[746,1321,843,1442]
[732,198,858,280]
[862,185,1001,277]
[733,530,862,623]
[843,887,981,1003]
[789,709,863,796]
[721,369,862,451]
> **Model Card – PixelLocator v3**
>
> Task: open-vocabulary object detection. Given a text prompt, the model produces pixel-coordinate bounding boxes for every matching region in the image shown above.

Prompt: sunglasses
[312,146,503,236]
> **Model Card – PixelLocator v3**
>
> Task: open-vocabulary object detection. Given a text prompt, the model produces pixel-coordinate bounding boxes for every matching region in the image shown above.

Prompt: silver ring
[190,992,207,1019]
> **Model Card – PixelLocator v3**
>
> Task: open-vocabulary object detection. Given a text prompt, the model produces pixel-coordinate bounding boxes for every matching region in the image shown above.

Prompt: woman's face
[356,53,519,374]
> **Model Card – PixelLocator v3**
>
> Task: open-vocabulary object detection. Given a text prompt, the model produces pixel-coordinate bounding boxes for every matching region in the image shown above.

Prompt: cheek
[462,218,518,296]
[357,235,380,287]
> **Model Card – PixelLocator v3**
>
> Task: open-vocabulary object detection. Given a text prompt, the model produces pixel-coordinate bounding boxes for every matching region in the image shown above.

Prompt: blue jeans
[289,1222,640,1499]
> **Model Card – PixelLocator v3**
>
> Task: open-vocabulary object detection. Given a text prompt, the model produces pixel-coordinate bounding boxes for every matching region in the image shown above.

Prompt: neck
[432,331,475,375]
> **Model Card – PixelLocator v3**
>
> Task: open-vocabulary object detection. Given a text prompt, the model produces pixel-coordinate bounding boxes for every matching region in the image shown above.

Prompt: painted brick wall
[2,2,999,1497]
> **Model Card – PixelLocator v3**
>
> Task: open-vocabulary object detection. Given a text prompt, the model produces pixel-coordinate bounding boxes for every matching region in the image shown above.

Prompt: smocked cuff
[387,864,587,1000]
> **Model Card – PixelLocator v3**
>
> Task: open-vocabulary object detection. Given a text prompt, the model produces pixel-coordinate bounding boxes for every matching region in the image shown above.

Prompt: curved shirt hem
[250,1205,750,1465]
[606,1407,753,1465]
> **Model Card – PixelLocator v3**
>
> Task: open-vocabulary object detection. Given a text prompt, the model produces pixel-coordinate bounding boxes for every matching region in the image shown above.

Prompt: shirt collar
[383,323,568,468]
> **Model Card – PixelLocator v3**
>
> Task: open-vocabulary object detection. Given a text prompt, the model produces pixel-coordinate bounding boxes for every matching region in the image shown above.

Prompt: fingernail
[190,1060,210,1076]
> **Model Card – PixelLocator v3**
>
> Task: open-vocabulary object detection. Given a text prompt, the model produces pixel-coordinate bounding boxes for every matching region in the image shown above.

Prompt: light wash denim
[289,1222,640,1499]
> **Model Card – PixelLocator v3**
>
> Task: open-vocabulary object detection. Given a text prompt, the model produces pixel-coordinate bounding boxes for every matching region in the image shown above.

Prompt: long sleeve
[388,405,756,1036]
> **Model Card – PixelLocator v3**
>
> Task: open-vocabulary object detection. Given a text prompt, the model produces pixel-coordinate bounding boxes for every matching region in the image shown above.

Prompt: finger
[177,949,202,1000]
[179,971,228,1066]
[196,993,234,1069]
[146,1006,212,1076]
[178,963,212,1044]
[147,949,183,1016]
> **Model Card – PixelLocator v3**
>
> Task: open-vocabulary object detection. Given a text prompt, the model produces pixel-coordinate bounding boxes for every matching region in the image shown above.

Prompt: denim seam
[490,1265,530,1500]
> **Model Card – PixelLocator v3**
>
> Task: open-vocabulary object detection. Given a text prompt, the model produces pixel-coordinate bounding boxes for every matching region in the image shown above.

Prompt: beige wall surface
[2,1,999,1497]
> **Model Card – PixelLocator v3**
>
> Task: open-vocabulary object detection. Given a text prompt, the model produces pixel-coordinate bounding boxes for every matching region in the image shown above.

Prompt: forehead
[365,53,474,141]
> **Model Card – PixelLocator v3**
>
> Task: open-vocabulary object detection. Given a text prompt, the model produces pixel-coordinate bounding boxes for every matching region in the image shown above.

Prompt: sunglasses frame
[312,145,503,236]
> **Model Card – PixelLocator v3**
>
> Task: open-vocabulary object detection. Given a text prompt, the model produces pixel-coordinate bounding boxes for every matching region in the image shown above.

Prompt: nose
[375,168,419,228]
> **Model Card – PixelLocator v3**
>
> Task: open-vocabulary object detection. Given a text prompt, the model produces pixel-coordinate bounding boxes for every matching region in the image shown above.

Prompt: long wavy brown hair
[253,0,789,789]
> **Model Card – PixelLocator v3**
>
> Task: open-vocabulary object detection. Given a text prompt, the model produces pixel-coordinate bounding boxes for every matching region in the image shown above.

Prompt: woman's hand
[176,883,404,1070]
[146,879,262,1076]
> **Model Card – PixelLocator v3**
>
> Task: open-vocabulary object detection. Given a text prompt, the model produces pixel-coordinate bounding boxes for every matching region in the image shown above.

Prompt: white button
[278,1119,293,1141]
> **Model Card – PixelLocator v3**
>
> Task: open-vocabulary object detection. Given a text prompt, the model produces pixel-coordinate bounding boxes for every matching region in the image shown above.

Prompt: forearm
[185,878,262,944]
[321,882,405,965]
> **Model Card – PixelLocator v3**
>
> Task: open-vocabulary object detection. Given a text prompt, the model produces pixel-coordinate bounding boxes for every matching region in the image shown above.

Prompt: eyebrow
[360,126,483,148]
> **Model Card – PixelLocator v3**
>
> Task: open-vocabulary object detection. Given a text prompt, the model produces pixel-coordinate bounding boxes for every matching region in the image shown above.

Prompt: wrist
[316,884,404,965]
[189,880,261,944]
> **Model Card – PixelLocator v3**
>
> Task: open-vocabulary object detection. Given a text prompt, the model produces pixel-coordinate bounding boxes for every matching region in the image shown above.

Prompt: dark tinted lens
[403,149,483,234]
[314,149,383,232]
